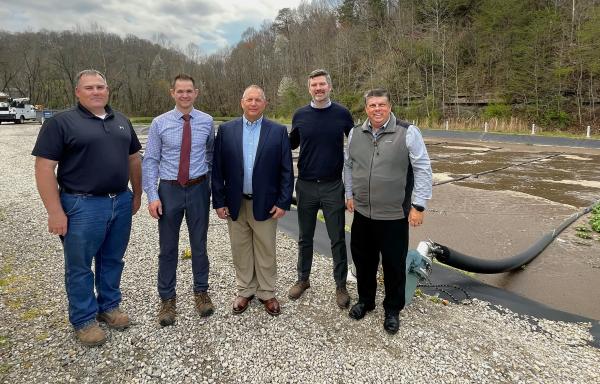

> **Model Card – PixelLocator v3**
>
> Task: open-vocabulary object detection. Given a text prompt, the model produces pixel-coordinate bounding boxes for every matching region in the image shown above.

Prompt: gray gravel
[1,124,599,383]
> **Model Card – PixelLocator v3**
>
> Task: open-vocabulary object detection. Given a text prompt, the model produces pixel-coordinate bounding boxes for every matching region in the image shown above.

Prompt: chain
[418,281,472,304]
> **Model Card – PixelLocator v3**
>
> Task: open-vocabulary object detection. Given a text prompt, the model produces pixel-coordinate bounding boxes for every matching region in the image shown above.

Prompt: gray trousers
[295,178,348,287]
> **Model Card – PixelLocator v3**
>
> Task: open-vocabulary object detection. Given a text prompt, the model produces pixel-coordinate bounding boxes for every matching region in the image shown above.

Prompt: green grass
[573,203,600,240]
[0,335,8,347]
[576,231,592,239]
[35,332,49,342]
[129,117,154,124]
[272,117,292,125]
[21,308,42,321]
[0,364,11,374]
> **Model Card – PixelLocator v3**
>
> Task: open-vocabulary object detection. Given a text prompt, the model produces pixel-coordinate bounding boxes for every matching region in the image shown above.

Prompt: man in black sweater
[288,69,354,308]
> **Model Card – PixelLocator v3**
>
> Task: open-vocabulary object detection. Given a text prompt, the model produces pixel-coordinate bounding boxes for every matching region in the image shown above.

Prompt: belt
[161,174,207,187]
[242,193,253,200]
[61,187,123,198]
[298,177,339,183]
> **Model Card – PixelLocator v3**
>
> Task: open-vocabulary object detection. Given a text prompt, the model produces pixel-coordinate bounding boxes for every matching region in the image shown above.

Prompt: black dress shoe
[348,302,375,320]
[383,312,400,334]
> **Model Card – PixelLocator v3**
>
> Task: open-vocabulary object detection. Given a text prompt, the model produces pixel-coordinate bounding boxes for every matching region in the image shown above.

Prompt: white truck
[0,94,37,124]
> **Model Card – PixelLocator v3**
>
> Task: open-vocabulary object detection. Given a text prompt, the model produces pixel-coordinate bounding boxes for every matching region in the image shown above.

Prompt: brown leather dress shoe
[259,297,281,316]
[232,295,254,314]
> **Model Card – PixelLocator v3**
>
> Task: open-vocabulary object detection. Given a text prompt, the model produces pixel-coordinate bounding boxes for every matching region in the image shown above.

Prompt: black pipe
[430,201,597,274]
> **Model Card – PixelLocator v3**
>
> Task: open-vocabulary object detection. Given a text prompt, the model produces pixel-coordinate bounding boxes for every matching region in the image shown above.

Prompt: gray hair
[308,69,332,87]
[75,69,107,87]
[242,85,266,101]
[364,88,391,105]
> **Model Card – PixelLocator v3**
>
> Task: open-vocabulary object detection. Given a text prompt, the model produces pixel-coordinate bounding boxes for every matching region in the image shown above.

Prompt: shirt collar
[310,99,332,109]
[368,115,392,133]
[173,107,197,120]
[243,115,263,127]
[77,102,113,120]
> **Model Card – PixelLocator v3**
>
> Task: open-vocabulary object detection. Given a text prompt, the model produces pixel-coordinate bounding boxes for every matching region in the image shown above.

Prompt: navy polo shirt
[32,103,141,195]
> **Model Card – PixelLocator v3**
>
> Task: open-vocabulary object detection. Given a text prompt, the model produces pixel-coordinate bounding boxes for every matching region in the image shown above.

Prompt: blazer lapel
[253,118,272,166]
[234,118,244,170]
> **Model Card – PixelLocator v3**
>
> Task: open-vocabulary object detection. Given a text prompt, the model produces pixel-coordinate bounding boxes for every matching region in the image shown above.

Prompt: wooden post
[587,126,591,138]
[531,124,536,135]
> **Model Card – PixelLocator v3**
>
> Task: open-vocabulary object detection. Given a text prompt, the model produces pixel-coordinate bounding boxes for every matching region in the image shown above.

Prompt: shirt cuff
[412,198,428,209]
[146,190,159,204]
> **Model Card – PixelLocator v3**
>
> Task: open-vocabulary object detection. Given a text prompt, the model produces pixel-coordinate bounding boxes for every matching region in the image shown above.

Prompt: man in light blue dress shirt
[212,85,293,316]
[142,74,215,326]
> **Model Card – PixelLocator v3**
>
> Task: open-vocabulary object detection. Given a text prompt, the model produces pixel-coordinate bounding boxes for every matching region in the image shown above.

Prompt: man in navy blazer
[212,85,293,316]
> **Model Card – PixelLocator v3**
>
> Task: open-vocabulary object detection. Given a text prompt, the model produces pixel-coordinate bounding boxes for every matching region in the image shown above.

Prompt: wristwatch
[411,203,425,212]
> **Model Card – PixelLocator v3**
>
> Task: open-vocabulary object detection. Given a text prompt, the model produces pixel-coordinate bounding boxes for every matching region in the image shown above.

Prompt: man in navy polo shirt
[288,69,354,308]
[32,69,142,346]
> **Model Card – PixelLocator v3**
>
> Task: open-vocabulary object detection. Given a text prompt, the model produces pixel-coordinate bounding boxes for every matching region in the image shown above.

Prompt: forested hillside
[1,0,599,131]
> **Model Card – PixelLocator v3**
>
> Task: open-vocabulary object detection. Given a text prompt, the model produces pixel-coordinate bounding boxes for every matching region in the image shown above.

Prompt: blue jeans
[157,180,210,300]
[60,190,132,329]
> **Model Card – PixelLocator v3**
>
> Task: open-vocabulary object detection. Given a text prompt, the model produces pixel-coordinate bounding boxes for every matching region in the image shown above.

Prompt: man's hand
[216,207,229,220]
[48,210,68,236]
[345,198,354,213]
[132,194,141,215]
[408,207,424,227]
[148,199,163,219]
[270,205,285,219]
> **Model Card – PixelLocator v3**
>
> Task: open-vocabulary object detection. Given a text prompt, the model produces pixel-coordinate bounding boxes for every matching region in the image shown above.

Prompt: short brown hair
[364,88,391,105]
[172,73,195,88]
[308,69,332,87]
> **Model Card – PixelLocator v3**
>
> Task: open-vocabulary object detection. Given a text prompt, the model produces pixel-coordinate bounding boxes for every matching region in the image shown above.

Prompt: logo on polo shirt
[119,126,125,130]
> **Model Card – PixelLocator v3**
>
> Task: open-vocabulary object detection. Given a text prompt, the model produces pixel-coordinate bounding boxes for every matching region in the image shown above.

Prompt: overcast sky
[0,0,303,53]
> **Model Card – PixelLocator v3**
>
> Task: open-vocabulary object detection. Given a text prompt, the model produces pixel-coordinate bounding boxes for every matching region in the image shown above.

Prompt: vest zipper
[368,136,378,218]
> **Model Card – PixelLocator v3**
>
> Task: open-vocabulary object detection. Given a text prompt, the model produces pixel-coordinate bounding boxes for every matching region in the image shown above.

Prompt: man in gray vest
[343,88,432,334]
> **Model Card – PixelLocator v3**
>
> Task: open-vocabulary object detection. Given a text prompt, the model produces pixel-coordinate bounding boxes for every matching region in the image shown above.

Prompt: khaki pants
[227,199,277,300]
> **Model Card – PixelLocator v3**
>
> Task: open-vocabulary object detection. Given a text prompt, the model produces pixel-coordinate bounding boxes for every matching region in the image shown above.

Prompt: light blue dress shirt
[242,115,263,194]
[142,107,214,203]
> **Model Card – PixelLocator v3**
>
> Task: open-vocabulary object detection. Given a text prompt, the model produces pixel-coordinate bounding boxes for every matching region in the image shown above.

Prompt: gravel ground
[1,125,599,383]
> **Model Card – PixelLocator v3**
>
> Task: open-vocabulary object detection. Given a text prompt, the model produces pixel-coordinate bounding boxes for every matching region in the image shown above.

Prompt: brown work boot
[336,285,350,309]
[288,280,310,300]
[75,322,106,347]
[194,292,215,317]
[97,307,130,330]
[158,297,177,326]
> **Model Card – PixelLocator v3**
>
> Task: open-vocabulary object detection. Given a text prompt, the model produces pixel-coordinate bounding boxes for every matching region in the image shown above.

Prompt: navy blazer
[211,117,294,221]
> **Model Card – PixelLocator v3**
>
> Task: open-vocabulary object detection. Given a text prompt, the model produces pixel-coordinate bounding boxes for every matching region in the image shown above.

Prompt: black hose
[430,201,597,274]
